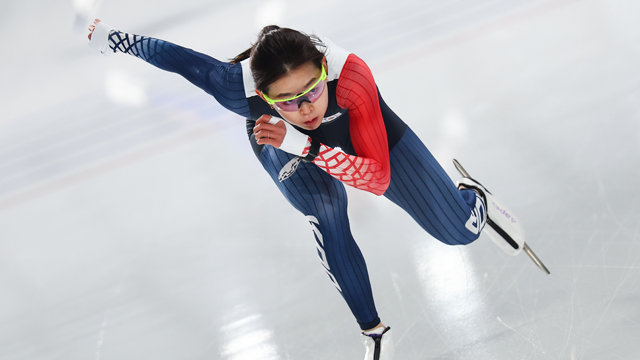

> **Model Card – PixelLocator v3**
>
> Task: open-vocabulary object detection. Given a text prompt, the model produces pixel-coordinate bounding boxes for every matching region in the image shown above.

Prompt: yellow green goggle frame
[262,65,327,106]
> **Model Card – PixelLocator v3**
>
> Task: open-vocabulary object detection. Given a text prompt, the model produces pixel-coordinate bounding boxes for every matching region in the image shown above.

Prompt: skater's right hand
[253,115,286,148]
[88,19,101,41]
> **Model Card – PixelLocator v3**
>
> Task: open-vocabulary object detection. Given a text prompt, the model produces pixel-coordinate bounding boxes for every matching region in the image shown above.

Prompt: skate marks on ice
[2,0,640,359]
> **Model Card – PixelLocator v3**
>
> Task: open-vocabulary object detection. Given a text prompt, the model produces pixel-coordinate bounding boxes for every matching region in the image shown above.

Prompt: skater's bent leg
[259,144,381,330]
[384,128,485,245]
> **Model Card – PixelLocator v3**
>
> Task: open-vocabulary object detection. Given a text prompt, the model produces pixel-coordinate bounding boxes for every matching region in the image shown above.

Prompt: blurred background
[1,0,640,359]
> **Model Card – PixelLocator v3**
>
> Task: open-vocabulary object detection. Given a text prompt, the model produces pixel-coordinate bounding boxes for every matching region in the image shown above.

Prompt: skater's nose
[299,101,313,115]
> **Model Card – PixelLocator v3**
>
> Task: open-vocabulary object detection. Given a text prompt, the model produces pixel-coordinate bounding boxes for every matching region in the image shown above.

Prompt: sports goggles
[262,65,327,112]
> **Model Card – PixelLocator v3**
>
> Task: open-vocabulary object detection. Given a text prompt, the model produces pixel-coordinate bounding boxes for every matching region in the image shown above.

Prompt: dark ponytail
[230,25,325,94]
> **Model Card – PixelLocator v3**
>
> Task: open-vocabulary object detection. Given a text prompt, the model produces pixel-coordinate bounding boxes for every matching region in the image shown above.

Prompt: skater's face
[259,59,329,131]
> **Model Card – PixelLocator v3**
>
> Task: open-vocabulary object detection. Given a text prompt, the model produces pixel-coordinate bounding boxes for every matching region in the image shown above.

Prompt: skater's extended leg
[383,128,486,245]
[257,140,381,330]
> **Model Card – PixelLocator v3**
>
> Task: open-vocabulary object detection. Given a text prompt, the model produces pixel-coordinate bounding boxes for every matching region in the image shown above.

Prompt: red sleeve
[304,54,390,195]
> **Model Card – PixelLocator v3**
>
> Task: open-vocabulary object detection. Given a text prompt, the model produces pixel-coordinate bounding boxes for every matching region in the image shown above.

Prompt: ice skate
[453,159,550,274]
[361,327,393,360]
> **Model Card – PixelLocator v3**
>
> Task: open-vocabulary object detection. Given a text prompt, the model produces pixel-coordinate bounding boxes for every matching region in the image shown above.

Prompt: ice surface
[1,0,639,359]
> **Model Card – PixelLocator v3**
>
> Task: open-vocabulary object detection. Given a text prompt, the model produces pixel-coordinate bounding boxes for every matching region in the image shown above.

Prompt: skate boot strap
[362,327,393,360]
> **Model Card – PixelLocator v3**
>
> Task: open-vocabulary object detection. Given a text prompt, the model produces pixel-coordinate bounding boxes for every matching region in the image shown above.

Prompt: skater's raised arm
[331,54,391,195]
[88,19,250,117]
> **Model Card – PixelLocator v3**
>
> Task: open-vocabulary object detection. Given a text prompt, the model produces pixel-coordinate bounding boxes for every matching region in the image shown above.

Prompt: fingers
[254,114,272,126]
[253,119,285,137]
[253,115,287,148]
[253,124,284,147]
[253,116,275,137]
[88,19,101,41]
[253,125,280,141]
[255,128,284,147]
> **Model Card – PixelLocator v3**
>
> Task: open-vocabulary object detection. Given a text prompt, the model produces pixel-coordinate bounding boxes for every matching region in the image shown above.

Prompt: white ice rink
[1,0,640,359]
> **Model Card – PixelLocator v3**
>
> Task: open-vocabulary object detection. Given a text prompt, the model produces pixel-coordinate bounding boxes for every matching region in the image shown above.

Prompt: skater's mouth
[304,116,319,127]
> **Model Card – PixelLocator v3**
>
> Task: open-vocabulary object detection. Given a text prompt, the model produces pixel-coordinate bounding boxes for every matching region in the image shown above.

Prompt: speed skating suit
[100,29,486,330]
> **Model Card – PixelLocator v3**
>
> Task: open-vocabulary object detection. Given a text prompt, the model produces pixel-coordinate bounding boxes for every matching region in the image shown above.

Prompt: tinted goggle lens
[272,80,326,111]
[262,65,327,111]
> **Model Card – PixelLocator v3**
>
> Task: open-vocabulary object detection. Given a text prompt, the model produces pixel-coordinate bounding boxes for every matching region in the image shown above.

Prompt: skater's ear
[255,90,273,108]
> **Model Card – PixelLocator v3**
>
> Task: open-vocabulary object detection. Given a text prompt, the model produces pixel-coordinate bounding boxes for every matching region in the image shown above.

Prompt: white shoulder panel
[241,58,257,98]
[316,36,351,81]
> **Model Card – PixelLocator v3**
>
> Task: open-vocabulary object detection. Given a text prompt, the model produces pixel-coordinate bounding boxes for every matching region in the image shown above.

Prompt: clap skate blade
[453,159,550,274]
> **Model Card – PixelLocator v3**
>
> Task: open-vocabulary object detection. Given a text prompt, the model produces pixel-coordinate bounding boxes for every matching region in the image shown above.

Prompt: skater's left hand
[88,19,101,40]
[253,115,286,148]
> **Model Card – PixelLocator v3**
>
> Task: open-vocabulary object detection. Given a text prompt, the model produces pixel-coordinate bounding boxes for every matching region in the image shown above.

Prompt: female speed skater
[88,18,533,360]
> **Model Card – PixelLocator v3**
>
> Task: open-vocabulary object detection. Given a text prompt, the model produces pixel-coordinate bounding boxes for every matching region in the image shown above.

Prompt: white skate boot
[361,327,393,360]
[456,176,524,256]
[453,159,550,274]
